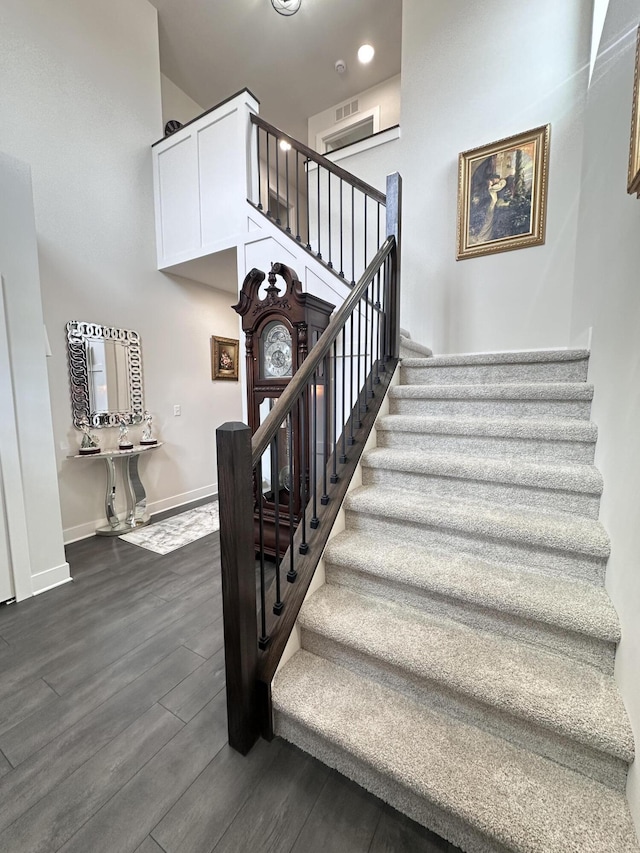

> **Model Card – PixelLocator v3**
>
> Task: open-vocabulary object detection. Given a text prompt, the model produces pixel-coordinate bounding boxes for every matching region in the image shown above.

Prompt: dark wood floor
[0,508,460,853]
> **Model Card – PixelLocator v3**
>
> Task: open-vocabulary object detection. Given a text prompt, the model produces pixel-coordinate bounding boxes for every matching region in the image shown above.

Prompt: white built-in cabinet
[152,89,259,271]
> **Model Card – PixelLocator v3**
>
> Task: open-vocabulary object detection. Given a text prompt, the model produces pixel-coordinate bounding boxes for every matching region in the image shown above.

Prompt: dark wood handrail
[250,235,395,467]
[251,113,387,206]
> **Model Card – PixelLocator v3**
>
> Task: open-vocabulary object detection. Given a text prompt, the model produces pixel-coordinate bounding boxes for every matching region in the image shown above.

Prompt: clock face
[261,322,292,379]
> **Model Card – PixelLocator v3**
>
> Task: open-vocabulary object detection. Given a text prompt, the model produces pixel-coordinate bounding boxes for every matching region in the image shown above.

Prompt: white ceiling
[147,0,402,141]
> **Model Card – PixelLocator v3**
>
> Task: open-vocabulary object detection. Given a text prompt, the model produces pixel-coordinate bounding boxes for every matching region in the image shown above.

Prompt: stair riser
[275,713,509,853]
[300,628,628,792]
[324,565,616,675]
[361,467,601,519]
[345,510,607,585]
[376,430,596,465]
[390,398,592,419]
[401,360,589,386]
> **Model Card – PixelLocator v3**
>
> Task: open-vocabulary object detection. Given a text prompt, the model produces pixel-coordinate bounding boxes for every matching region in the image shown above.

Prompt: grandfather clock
[233,262,335,558]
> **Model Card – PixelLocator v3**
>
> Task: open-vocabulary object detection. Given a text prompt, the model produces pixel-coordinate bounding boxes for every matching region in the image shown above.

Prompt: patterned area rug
[119,502,219,554]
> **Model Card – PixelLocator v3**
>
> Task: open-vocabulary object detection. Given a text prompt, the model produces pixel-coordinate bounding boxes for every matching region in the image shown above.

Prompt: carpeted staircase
[272,346,640,853]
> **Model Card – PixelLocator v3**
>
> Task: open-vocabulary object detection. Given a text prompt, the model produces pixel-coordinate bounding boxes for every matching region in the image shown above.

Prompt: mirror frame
[66,321,144,428]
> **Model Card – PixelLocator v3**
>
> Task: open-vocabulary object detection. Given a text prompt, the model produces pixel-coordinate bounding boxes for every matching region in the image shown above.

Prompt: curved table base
[70,444,161,537]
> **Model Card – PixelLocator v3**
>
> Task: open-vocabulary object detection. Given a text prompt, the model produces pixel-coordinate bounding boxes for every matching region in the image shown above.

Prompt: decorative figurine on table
[78,418,101,455]
[140,411,158,446]
[118,417,134,450]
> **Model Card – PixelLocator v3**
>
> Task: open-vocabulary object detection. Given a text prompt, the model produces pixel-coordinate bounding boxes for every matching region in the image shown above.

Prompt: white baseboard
[63,484,218,544]
[148,484,217,516]
[31,562,72,596]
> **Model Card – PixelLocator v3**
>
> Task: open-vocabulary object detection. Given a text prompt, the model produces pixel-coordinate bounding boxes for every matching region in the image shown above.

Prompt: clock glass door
[258,397,292,507]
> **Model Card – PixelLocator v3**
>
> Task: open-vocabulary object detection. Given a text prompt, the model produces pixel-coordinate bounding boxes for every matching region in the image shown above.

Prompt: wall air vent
[335,100,359,123]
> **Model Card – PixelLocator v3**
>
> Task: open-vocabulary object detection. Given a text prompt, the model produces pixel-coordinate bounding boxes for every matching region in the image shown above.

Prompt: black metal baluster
[257,460,269,649]
[339,179,344,277]
[375,208,382,384]
[356,297,363,425]
[382,255,390,364]
[256,128,262,210]
[364,194,368,272]
[316,165,322,259]
[321,354,329,505]
[327,174,332,268]
[306,158,311,250]
[331,339,339,482]
[310,374,319,528]
[364,282,372,401]
[340,326,347,463]
[275,139,281,226]
[266,132,271,218]
[295,151,301,241]
[273,431,283,614]
[299,389,309,554]
[375,272,382,383]
[348,314,356,445]
[287,412,296,582]
[351,186,356,286]
[285,147,291,233]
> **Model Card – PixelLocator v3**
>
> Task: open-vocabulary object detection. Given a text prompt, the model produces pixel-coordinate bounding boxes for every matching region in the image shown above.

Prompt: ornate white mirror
[66,321,144,427]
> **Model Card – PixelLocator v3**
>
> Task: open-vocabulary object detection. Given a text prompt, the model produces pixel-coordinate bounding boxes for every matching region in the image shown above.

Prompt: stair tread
[274,651,639,853]
[376,414,598,443]
[400,336,433,357]
[400,349,589,368]
[324,530,620,643]
[390,382,593,400]
[299,585,632,760]
[362,446,603,495]
[345,486,610,559]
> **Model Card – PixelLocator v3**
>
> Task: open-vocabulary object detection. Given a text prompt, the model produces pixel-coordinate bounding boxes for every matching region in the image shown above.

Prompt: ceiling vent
[335,100,359,123]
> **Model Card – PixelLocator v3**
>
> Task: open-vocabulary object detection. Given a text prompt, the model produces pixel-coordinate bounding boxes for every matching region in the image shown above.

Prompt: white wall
[161,73,204,127]
[570,0,640,833]
[0,0,243,543]
[308,74,401,151]
[400,0,592,355]
[0,153,69,596]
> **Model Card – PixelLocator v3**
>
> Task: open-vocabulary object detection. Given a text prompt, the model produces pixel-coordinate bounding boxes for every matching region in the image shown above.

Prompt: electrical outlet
[173,404,181,416]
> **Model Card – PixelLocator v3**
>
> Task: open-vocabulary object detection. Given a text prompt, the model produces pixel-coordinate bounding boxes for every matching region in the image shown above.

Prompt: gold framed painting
[457,124,550,260]
[211,336,239,381]
[628,25,640,196]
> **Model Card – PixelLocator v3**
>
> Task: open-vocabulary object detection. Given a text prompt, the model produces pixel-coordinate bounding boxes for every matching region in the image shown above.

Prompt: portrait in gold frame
[457,125,550,260]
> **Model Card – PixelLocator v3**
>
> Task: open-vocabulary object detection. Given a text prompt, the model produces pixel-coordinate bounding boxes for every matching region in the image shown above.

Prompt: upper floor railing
[250,114,388,288]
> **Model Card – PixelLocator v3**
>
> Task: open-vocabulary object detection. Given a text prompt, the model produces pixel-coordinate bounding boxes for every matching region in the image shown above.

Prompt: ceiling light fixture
[279,139,292,151]
[271,0,301,16]
[357,44,375,64]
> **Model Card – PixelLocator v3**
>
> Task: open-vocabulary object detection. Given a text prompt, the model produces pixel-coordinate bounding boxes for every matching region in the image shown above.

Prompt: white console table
[69,443,162,536]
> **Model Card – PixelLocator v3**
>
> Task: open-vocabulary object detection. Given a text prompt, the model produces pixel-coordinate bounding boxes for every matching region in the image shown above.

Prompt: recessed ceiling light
[357,44,375,64]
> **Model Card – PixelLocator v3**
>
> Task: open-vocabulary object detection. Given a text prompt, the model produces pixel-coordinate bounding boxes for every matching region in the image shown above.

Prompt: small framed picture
[628,25,640,196]
[457,124,550,260]
[211,336,239,381]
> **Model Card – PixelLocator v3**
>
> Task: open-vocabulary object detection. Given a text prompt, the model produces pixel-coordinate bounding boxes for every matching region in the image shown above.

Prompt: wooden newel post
[216,421,259,755]
[385,172,402,360]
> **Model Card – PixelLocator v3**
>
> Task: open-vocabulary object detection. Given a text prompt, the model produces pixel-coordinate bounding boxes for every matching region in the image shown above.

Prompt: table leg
[125,454,150,527]
[103,457,119,531]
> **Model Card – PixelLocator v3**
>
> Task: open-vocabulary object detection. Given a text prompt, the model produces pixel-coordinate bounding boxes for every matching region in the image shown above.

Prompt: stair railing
[250,113,388,287]
[217,173,401,755]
